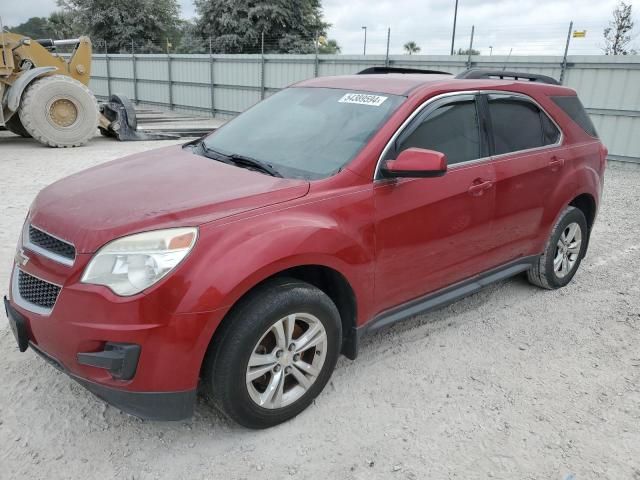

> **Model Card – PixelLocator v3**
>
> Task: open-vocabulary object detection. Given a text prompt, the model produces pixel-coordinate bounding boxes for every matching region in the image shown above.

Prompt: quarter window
[551,95,598,138]
[488,95,560,155]
[393,99,481,165]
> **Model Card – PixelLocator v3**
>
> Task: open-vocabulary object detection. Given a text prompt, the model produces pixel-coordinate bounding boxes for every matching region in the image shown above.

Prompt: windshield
[202,87,405,179]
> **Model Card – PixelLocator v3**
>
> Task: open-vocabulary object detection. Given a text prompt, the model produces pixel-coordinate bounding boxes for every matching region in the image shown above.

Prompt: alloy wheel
[553,221,582,278]
[246,313,328,409]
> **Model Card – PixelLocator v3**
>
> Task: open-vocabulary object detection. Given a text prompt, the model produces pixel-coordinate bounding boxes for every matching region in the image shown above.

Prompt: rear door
[482,93,563,264]
[373,94,498,313]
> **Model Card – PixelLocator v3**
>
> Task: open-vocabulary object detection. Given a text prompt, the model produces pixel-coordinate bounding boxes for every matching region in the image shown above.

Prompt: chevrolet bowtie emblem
[15,248,30,267]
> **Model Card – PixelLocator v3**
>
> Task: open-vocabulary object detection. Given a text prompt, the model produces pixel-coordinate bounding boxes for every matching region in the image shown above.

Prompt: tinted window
[203,87,404,179]
[541,113,561,145]
[488,96,560,155]
[394,100,481,165]
[552,95,598,138]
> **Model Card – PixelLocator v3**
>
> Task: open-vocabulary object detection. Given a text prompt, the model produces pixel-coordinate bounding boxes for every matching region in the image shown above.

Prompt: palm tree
[403,41,421,55]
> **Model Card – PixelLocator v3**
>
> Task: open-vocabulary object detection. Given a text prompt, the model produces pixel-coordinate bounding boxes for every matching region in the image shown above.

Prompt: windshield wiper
[198,141,281,177]
[198,141,235,165]
[227,153,282,177]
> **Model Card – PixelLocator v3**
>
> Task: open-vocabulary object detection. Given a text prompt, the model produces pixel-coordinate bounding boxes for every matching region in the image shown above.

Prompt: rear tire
[202,278,342,429]
[5,115,32,138]
[19,75,99,148]
[527,206,588,289]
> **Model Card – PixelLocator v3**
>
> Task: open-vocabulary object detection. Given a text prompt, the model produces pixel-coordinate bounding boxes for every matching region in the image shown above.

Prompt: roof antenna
[502,48,513,71]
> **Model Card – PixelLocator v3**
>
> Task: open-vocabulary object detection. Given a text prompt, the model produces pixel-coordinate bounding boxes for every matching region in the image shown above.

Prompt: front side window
[203,87,404,179]
[488,95,560,155]
[391,98,481,165]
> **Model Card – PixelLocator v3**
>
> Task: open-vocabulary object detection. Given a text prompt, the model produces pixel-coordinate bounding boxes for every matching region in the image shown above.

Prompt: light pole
[450,0,459,55]
[362,26,367,55]
[489,45,493,56]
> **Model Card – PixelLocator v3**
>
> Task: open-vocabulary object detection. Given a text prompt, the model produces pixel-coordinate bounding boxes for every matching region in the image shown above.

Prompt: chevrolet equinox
[5,68,607,428]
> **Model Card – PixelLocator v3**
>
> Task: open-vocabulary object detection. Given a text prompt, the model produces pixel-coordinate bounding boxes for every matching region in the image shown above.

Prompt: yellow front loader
[1,21,171,147]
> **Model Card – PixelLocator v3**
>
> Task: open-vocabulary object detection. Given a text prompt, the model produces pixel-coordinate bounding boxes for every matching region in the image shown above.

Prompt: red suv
[5,68,606,428]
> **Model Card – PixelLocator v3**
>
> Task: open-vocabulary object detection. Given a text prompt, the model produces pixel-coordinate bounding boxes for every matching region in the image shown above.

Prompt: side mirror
[382,148,447,178]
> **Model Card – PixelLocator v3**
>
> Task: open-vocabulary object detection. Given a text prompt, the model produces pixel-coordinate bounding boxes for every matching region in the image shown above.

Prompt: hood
[29,145,310,253]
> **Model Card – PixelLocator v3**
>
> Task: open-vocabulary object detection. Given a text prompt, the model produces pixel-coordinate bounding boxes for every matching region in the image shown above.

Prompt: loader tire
[5,115,32,138]
[19,75,99,148]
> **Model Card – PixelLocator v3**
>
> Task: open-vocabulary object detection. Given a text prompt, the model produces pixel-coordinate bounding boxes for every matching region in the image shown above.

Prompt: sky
[2,0,638,55]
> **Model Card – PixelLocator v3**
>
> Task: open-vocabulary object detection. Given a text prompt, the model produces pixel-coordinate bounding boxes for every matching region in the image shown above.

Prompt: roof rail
[358,67,452,76]
[455,69,560,85]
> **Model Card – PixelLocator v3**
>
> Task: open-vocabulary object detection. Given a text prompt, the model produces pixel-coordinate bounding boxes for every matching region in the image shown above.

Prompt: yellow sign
[573,30,587,38]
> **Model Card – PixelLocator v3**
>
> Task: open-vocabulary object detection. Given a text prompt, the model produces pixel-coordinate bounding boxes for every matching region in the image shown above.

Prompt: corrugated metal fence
[89,54,640,162]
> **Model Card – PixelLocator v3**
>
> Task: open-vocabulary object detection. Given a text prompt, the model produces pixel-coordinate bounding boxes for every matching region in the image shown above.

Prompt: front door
[373,94,497,314]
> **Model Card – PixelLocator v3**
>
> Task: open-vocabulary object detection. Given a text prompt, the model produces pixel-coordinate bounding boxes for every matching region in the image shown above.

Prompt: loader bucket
[99,94,180,141]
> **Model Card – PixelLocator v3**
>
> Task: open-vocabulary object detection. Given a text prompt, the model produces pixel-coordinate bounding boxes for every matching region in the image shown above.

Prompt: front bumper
[5,296,197,420]
[30,339,197,421]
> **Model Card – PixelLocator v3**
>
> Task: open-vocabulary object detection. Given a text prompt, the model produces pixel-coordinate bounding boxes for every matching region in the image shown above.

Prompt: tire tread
[19,75,98,148]
[527,206,586,289]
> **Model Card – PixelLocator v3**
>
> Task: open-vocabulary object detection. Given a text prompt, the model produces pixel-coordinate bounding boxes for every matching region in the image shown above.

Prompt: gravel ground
[1,131,639,480]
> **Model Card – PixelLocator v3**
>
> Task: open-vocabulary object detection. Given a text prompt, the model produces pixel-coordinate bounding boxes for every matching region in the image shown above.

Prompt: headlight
[81,228,198,296]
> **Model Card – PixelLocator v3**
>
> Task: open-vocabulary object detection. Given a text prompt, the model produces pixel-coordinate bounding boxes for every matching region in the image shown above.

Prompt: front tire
[19,75,99,148]
[203,278,342,429]
[528,206,588,289]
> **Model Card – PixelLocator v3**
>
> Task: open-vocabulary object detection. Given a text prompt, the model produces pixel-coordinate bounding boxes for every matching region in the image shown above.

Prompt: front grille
[17,270,61,310]
[29,225,76,261]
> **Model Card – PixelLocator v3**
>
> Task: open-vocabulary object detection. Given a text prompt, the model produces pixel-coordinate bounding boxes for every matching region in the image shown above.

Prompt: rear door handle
[468,180,494,196]
[549,157,565,171]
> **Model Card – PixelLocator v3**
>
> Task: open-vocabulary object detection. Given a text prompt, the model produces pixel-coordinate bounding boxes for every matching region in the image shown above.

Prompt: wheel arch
[569,192,597,233]
[569,191,597,257]
[5,66,57,112]
[537,160,601,256]
[269,265,358,359]
[204,263,360,366]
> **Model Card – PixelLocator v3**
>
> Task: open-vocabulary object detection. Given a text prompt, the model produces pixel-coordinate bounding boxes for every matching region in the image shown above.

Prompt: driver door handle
[468,180,494,196]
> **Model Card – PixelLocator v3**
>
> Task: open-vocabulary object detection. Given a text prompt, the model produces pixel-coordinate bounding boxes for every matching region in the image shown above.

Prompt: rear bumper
[29,341,197,421]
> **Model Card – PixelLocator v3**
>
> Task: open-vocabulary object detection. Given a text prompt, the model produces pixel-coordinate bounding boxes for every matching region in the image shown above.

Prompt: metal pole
[260,31,265,100]
[560,21,573,85]
[104,42,112,98]
[209,37,215,117]
[167,51,173,110]
[314,31,319,77]
[466,25,474,69]
[362,26,367,56]
[450,0,459,55]
[131,39,138,104]
[502,48,512,71]
[385,28,391,67]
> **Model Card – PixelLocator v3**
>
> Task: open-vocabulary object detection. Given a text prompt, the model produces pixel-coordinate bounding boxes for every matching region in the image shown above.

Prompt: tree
[174,21,208,54]
[318,38,341,54]
[57,0,181,53]
[603,1,637,55]
[47,11,79,39]
[403,41,421,55]
[457,47,480,55]
[194,0,330,53]
[7,17,52,38]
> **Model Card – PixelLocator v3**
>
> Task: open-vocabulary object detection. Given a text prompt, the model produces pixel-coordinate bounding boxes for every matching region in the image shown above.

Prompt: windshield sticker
[338,93,388,106]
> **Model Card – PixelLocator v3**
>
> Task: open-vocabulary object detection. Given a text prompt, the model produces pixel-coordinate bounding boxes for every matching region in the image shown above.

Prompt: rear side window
[488,95,561,155]
[551,95,598,138]
[394,99,481,165]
